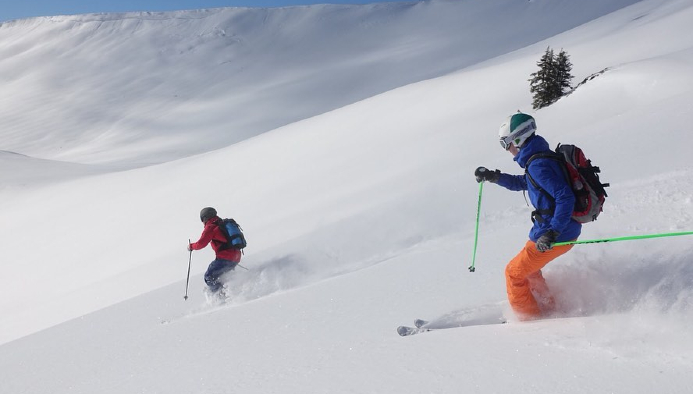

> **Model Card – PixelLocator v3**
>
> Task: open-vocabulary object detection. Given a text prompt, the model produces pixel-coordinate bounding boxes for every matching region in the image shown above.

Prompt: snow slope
[0,0,639,166]
[2,0,693,393]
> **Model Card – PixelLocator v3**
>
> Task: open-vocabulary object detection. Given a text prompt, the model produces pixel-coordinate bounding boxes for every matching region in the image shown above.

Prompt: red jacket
[190,216,242,262]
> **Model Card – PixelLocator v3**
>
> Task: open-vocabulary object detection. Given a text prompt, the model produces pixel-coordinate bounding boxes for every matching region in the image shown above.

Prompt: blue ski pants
[204,258,238,292]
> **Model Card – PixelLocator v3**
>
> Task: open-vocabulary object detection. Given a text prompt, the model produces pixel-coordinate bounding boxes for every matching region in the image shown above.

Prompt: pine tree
[555,49,574,96]
[529,47,557,110]
[528,47,574,109]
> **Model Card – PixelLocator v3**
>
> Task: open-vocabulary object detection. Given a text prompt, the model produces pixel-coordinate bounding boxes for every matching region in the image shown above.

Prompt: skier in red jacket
[188,207,242,296]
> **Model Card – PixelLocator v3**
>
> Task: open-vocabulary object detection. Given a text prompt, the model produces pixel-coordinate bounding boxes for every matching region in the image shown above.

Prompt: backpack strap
[215,218,231,251]
[210,218,229,250]
[525,152,568,224]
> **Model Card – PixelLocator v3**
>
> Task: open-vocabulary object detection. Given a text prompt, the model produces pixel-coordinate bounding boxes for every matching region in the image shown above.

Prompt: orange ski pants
[505,240,574,320]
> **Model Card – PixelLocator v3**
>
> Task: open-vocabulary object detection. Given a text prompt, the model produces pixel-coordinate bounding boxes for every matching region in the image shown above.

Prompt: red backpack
[526,144,609,223]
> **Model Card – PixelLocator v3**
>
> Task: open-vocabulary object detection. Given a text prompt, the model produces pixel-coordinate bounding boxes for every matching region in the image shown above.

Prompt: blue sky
[1,0,410,22]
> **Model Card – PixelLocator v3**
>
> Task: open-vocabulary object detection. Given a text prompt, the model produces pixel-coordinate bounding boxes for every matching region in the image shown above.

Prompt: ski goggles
[499,136,513,151]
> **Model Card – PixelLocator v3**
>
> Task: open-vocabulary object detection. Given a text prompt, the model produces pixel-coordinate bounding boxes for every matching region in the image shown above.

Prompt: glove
[187,243,193,252]
[536,230,559,252]
[474,167,500,183]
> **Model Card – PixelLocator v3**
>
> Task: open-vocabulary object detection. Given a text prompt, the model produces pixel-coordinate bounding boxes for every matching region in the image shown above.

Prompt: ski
[397,324,431,336]
[397,320,508,337]
[397,316,507,336]
[398,302,509,336]
[397,319,432,336]
[414,319,428,328]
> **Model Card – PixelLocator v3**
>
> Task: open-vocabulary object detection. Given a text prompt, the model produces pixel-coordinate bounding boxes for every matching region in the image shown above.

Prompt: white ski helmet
[499,112,536,150]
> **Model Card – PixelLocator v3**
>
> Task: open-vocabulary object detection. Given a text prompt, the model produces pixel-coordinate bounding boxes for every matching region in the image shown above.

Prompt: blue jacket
[496,135,581,243]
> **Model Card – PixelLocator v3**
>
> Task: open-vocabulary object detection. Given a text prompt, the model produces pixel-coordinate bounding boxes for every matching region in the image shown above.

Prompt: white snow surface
[1,0,693,393]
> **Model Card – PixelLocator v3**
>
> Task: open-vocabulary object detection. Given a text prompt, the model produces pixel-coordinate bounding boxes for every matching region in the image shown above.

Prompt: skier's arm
[496,173,528,191]
[190,225,215,250]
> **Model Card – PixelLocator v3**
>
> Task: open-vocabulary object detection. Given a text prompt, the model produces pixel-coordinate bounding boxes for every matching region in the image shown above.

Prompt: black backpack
[216,218,247,250]
[526,144,609,223]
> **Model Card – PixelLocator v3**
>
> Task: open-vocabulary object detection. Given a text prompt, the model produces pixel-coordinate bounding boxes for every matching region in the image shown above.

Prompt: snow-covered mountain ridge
[0,0,639,166]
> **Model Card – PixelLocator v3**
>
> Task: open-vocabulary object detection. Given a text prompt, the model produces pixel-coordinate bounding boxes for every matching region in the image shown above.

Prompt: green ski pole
[554,231,693,246]
[469,182,484,273]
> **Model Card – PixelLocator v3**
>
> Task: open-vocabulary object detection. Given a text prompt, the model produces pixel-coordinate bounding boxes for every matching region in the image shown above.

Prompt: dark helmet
[200,207,217,223]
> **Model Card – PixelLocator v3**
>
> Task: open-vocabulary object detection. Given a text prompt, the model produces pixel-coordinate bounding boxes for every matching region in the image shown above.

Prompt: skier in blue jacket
[475,112,580,320]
